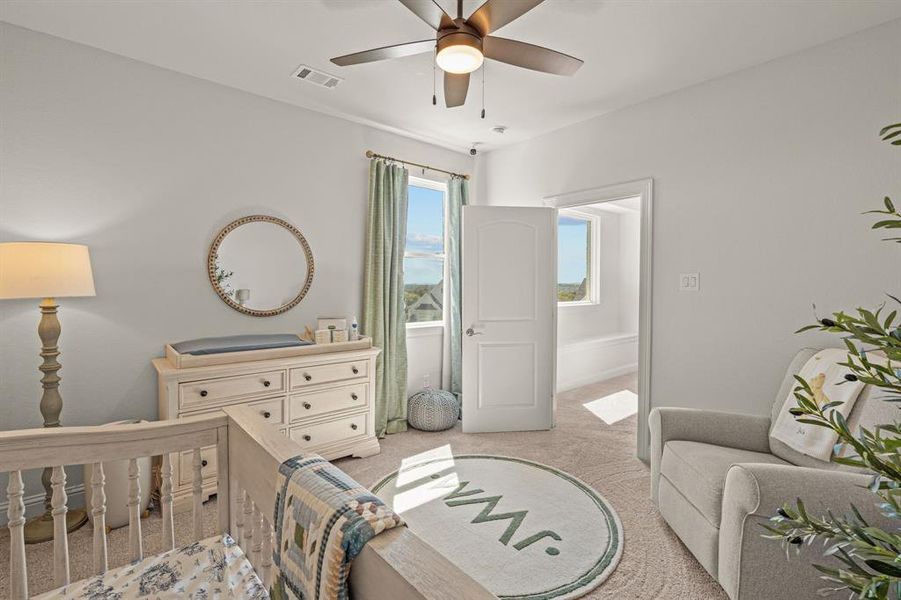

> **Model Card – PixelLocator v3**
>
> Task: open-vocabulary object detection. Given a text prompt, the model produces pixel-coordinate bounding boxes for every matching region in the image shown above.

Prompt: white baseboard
[557,363,638,393]
[0,484,85,525]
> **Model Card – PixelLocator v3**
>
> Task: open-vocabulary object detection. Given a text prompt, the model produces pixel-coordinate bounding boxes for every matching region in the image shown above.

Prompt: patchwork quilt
[36,534,268,600]
[269,454,404,600]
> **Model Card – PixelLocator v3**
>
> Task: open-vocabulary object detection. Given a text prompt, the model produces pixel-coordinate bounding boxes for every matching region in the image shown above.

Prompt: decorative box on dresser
[152,345,380,511]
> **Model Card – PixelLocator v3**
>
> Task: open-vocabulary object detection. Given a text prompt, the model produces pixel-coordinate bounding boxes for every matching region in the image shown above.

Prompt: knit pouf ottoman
[408,388,459,431]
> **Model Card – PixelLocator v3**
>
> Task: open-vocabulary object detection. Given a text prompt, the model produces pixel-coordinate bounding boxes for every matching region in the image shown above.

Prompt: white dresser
[153,346,380,510]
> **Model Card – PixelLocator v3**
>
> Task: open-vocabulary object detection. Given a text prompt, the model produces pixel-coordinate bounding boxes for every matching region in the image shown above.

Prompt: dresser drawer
[289,383,368,422]
[247,397,285,425]
[290,360,368,389]
[289,413,367,449]
[177,446,217,486]
[179,370,285,410]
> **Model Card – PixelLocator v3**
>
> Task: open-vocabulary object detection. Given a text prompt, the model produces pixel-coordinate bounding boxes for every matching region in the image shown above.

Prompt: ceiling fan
[330,0,583,108]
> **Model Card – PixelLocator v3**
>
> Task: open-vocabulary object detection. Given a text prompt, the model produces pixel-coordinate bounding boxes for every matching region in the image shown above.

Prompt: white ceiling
[3,1,900,154]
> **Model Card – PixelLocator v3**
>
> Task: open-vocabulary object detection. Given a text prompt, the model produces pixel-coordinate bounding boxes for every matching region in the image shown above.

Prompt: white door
[462,206,557,433]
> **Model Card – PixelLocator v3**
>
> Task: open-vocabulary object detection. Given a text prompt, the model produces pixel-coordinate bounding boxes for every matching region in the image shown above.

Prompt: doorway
[545,179,653,461]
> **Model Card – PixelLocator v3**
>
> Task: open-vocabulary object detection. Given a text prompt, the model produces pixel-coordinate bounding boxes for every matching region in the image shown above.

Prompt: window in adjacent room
[557,210,597,304]
[404,177,447,324]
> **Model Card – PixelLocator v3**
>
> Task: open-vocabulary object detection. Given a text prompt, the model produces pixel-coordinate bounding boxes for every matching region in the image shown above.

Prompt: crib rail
[3,408,494,600]
[1,414,230,599]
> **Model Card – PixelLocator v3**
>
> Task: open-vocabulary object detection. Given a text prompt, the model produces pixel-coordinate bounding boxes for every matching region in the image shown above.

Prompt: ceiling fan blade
[398,0,456,30]
[483,36,583,76]
[331,39,435,67]
[444,72,470,107]
[466,0,545,36]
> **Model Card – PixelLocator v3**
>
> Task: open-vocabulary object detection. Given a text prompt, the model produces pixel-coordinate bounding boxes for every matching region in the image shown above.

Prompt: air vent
[291,64,343,89]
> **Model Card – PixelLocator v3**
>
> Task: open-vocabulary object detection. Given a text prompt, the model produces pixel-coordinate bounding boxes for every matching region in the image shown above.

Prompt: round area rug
[372,454,623,600]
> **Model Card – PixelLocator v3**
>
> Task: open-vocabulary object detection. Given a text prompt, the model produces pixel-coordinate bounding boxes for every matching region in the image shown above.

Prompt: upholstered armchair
[649,348,893,599]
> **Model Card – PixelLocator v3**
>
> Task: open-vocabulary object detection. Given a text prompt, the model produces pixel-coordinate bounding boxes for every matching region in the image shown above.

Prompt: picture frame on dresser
[153,344,380,512]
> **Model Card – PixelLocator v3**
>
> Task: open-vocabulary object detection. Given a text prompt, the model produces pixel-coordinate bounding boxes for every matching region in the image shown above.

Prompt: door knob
[465,327,484,337]
[303,434,311,442]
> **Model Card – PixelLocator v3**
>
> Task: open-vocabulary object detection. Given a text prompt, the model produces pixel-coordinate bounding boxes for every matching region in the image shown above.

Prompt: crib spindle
[51,466,71,587]
[261,515,274,588]
[161,453,175,550]
[127,458,143,562]
[192,448,203,540]
[234,485,245,545]
[251,503,263,569]
[91,462,109,574]
[7,470,27,600]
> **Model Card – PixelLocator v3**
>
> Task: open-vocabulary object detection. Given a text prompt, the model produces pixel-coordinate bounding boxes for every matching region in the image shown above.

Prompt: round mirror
[208,215,314,316]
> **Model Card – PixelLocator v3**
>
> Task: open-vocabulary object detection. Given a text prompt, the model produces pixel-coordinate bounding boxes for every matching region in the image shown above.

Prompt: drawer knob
[351,393,358,400]
[303,434,312,442]
[199,390,208,397]
[352,366,359,374]
[303,402,312,410]
[263,411,271,419]
[350,423,358,431]
[201,459,208,467]
[263,380,271,387]
[304,374,312,381]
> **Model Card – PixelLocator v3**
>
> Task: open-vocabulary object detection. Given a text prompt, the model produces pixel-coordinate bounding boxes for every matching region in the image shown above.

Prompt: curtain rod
[365,150,470,180]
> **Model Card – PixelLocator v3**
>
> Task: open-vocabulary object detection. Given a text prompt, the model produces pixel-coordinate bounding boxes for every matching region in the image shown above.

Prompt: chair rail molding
[544,177,654,462]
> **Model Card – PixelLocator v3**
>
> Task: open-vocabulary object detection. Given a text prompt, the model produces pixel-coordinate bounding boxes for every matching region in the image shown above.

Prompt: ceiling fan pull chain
[432,46,437,106]
[481,62,486,119]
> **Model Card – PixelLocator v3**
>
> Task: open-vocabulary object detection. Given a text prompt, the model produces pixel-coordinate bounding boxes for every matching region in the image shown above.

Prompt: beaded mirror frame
[207,215,314,317]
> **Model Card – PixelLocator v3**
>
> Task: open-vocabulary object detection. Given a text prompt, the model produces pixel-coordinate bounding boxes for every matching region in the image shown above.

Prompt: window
[404,178,446,324]
[558,211,596,304]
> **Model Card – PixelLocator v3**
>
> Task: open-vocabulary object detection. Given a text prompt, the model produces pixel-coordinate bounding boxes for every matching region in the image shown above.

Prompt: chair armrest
[649,407,771,503]
[718,463,877,599]
[724,463,872,519]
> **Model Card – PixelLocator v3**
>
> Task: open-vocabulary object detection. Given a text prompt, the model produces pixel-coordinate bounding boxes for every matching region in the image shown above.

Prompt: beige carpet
[1,373,726,598]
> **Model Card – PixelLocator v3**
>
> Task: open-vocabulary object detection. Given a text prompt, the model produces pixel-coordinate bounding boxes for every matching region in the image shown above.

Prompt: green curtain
[447,176,468,397]
[363,159,409,437]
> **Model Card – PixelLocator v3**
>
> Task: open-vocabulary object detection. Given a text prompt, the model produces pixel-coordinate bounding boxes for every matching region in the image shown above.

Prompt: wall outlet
[679,272,700,292]
[423,373,431,390]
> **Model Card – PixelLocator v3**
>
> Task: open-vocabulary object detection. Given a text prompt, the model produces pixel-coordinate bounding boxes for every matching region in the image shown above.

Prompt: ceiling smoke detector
[291,64,343,89]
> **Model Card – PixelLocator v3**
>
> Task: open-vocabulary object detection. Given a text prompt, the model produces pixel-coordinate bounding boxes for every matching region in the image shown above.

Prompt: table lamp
[0,242,96,543]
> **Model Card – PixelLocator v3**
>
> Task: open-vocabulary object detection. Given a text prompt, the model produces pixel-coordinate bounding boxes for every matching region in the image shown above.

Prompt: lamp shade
[0,242,96,299]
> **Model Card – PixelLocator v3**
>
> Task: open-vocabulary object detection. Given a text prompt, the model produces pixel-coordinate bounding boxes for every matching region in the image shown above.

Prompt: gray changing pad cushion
[172,334,311,355]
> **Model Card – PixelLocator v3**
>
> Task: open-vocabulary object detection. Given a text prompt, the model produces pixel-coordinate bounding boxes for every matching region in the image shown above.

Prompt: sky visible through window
[404,184,445,322]
[558,215,590,302]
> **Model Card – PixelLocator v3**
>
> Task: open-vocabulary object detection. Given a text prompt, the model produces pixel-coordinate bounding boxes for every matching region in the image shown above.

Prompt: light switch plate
[679,272,700,292]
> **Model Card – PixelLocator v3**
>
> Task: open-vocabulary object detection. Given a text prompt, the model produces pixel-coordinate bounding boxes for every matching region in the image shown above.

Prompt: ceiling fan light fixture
[436,32,484,74]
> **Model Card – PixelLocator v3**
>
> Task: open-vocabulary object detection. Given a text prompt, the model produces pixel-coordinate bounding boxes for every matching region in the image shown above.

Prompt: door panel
[477,222,537,321]
[462,206,556,433]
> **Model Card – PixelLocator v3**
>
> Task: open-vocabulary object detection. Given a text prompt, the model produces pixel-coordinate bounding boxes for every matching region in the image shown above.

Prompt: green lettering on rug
[443,481,561,555]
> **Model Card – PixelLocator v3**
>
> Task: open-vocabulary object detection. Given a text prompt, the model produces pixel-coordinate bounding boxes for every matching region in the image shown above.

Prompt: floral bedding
[36,534,268,600]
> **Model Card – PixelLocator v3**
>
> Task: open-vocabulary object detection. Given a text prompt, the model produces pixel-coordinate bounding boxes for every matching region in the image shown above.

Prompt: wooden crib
[2,405,494,600]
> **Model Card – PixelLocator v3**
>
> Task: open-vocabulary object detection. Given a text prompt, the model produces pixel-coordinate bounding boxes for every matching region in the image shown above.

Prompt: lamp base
[23,508,88,544]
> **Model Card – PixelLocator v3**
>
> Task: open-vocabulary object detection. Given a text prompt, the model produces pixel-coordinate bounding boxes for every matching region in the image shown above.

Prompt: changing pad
[36,534,268,599]
[171,334,310,355]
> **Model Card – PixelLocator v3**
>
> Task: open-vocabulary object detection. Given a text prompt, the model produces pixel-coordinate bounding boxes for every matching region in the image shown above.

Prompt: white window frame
[405,175,448,329]
[556,207,601,307]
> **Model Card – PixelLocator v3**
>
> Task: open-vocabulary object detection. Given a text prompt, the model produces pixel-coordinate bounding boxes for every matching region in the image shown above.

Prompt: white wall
[480,20,901,417]
[0,24,472,510]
